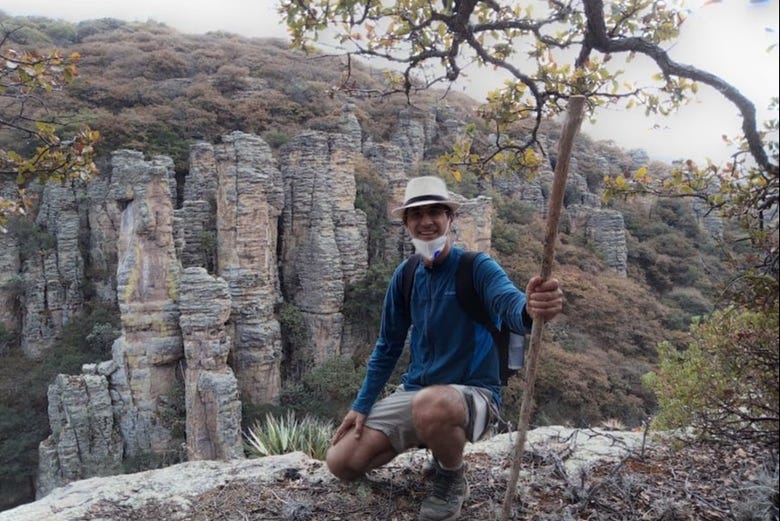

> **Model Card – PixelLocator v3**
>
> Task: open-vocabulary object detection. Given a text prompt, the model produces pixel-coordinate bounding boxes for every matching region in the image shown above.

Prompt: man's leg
[326,426,397,480]
[411,386,468,468]
[326,386,419,480]
[412,386,470,521]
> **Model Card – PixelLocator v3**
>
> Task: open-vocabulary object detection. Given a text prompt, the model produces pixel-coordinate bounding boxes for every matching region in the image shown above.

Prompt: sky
[2,0,778,163]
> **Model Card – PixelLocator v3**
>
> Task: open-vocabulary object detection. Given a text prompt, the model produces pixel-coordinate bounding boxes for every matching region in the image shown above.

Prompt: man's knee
[326,445,360,480]
[326,428,396,480]
[412,386,464,425]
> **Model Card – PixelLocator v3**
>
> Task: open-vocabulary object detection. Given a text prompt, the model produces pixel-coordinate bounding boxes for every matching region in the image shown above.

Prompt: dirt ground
[78,436,777,521]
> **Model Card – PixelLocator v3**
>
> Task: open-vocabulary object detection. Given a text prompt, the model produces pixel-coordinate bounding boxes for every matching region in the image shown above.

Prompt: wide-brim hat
[391,176,461,217]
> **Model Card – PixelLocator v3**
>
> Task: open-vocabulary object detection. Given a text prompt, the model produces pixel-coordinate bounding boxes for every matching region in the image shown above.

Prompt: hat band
[404,194,447,206]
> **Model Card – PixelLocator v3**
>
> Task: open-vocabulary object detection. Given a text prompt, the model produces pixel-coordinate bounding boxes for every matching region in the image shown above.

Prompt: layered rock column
[363,141,409,260]
[36,372,123,498]
[391,107,436,173]
[108,150,184,459]
[452,195,493,253]
[279,131,368,366]
[84,165,123,305]
[215,132,285,404]
[0,178,20,354]
[585,210,628,276]
[174,142,220,270]
[179,267,243,461]
[20,181,85,359]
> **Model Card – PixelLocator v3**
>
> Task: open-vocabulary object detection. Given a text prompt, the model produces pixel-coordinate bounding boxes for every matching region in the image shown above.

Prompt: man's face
[404,204,451,240]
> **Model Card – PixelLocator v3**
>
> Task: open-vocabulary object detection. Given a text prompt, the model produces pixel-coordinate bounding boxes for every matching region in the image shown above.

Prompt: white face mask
[411,224,449,261]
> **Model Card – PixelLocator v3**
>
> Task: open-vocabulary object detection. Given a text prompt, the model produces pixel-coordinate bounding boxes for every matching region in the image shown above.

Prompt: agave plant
[244,410,333,461]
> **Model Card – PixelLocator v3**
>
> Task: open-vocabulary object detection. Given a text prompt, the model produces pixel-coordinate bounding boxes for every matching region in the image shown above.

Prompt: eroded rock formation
[26,107,649,500]
[179,267,243,461]
[0,177,20,355]
[569,205,629,276]
[20,181,85,360]
[108,150,183,459]
[36,372,123,498]
[214,131,285,404]
[279,131,368,367]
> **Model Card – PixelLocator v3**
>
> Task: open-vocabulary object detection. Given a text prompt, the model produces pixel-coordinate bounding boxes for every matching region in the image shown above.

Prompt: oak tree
[281,0,779,446]
[281,0,775,175]
[0,27,99,229]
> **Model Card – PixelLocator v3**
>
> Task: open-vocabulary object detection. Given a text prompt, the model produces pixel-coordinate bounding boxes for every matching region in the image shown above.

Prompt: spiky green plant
[244,410,333,461]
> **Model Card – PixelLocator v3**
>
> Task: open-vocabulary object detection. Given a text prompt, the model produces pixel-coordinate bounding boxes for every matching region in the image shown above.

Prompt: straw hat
[391,176,461,217]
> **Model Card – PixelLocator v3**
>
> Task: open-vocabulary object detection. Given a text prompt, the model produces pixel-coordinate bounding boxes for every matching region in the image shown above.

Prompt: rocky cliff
[213,132,285,405]
[279,131,367,367]
[3,427,654,521]
[5,102,653,498]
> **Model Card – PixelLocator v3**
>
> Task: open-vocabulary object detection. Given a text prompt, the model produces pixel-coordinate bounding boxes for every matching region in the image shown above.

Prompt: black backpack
[401,251,524,385]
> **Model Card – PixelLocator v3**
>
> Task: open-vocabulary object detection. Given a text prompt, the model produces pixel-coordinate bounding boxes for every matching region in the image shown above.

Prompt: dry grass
[78,438,776,521]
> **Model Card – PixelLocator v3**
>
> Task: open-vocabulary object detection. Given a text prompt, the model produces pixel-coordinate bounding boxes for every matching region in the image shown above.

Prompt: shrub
[354,161,391,263]
[527,348,652,429]
[662,287,714,331]
[646,231,696,258]
[279,356,367,422]
[0,406,48,475]
[122,449,184,474]
[663,287,712,316]
[244,410,333,461]
[655,198,701,239]
[563,181,583,206]
[450,170,480,198]
[199,230,218,273]
[0,323,9,354]
[730,457,780,521]
[213,64,250,93]
[495,196,536,226]
[5,216,56,262]
[492,219,521,255]
[644,305,779,447]
[263,130,289,149]
[55,305,121,370]
[343,261,395,351]
[622,211,672,242]
[144,123,191,170]
[278,302,308,371]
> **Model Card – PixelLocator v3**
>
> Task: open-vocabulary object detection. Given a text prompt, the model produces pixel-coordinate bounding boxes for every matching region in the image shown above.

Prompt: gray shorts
[364,384,500,453]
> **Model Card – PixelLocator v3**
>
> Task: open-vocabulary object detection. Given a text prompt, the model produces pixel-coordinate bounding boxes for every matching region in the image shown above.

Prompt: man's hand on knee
[332,409,366,445]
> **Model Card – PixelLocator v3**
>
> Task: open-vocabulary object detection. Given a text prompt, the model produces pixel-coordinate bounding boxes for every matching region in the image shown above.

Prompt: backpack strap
[456,251,514,385]
[455,251,496,333]
[401,254,422,322]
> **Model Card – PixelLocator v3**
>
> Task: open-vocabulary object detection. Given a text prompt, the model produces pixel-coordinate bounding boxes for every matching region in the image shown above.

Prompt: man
[327,176,564,521]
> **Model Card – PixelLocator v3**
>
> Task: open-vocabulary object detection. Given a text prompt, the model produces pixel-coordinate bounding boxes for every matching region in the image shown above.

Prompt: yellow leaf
[523,148,538,165]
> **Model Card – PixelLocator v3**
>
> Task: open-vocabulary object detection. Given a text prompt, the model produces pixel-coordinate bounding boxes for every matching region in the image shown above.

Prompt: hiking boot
[421,456,441,478]
[418,464,469,521]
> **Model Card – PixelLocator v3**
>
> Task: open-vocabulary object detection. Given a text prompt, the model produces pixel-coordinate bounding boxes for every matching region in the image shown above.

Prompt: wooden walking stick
[500,95,586,521]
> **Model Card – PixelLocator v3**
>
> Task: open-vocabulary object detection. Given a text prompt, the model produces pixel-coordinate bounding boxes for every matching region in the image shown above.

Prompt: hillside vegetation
[0,12,762,512]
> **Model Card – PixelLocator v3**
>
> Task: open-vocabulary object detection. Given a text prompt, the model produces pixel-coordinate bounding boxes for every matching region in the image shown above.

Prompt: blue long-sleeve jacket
[352,246,532,414]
